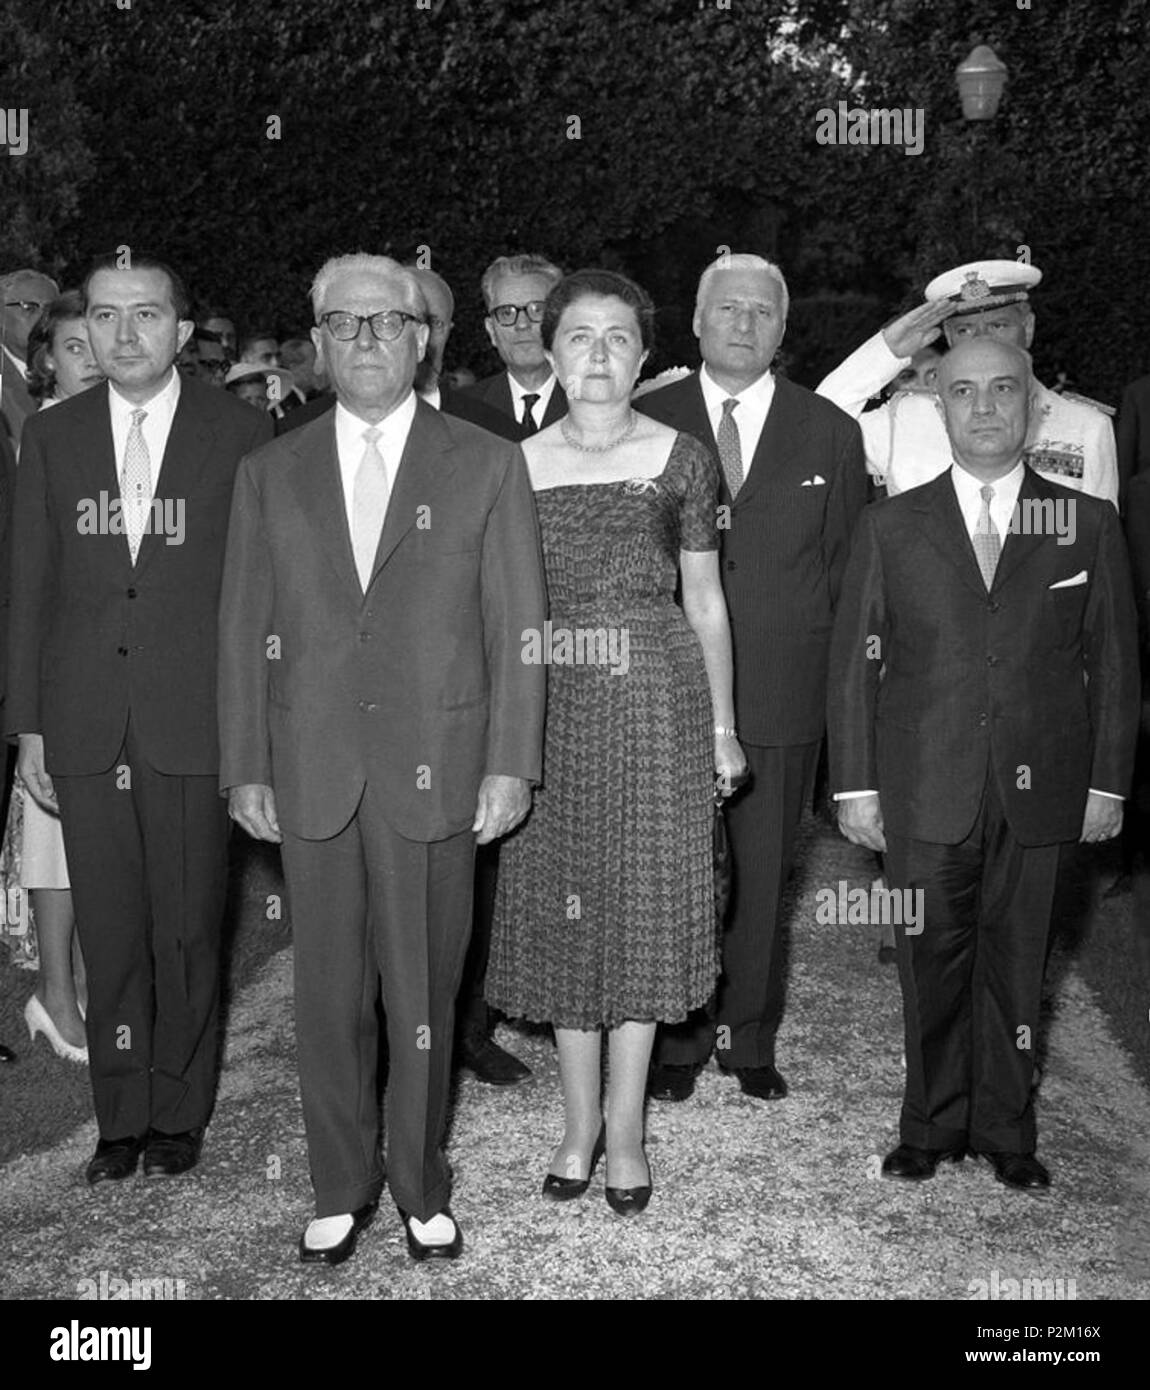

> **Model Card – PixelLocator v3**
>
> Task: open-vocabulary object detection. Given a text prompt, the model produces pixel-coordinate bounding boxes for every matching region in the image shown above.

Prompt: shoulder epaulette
[1059,391,1116,416]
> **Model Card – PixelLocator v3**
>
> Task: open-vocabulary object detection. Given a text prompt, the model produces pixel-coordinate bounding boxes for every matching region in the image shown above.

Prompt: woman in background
[9,292,102,1061]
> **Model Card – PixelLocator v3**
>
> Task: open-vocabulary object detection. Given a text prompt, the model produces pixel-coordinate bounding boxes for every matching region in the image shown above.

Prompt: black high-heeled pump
[541,1126,606,1201]
[605,1153,652,1216]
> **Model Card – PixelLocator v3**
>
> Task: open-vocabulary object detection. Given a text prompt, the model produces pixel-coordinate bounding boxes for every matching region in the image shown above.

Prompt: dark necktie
[520,392,540,435]
[717,398,743,497]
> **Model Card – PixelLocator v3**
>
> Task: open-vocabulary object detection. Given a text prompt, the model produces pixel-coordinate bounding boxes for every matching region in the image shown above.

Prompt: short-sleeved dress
[487,431,722,1029]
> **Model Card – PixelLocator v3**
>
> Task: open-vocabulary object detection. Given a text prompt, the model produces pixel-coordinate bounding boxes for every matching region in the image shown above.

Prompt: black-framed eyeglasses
[318,309,425,342]
[4,300,45,315]
[489,301,546,327]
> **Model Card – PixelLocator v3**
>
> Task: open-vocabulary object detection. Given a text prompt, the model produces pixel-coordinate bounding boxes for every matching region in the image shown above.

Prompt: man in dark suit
[461,254,567,439]
[635,252,867,1102]
[218,254,546,1266]
[0,427,16,1064]
[1,269,59,449]
[1117,372,1150,507]
[830,339,1140,1190]
[7,253,273,1182]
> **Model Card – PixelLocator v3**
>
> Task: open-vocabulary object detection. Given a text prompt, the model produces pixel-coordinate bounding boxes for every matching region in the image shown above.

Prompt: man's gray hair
[695,253,789,319]
[309,253,427,322]
[0,268,60,297]
[480,254,563,311]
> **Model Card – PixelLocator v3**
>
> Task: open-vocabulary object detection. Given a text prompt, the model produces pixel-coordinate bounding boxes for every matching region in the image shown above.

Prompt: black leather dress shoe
[881,1143,965,1180]
[86,1136,145,1185]
[729,1064,788,1100]
[143,1128,203,1178]
[647,1063,701,1102]
[542,1128,605,1201]
[399,1208,463,1261]
[299,1203,378,1266]
[983,1151,1051,1191]
[0,1042,15,1063]
[458,1032,531,1086]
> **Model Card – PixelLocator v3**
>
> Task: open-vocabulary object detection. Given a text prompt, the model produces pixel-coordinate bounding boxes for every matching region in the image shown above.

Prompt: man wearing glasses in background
[462,253,566,439]
[1,268,60,448]
[218,253,546,1266]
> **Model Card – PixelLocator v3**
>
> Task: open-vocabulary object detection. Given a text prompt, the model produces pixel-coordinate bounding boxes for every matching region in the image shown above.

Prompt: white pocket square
[801,474,826,487]
[1049,570,1087,589]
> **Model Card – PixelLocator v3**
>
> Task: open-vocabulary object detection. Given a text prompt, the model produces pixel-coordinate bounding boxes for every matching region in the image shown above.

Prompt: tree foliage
[2,0,1146,395]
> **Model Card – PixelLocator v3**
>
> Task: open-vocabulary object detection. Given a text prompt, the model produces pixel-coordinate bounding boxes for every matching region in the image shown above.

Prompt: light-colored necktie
[717,397,743,497]
[351,425,390,592]
[120,408,151,563]
[973,483,1002,590]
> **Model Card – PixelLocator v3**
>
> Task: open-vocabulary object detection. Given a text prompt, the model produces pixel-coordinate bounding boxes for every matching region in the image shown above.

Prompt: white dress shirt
[109,368,182,495]
[508,372,557,429]
[836,457,1118,801]
[698,365,776,478]
[334,391,417,536]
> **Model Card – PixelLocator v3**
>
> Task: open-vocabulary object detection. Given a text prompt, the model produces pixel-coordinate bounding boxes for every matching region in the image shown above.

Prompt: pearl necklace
[560,411,638,454]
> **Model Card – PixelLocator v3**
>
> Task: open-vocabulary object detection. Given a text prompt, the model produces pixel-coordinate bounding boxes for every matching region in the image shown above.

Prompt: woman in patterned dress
[488,270,746,1213]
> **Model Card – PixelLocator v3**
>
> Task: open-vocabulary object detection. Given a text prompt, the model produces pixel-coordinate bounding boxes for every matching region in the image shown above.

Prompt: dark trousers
[280,780,475,1221]
[885,774,1062,1155]
[457,841,498,1038]
[54,725,229,1140]
[656,740,819,1071]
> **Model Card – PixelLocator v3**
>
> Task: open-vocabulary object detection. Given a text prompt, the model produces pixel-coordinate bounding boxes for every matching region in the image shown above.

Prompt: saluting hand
[881,300,957,362]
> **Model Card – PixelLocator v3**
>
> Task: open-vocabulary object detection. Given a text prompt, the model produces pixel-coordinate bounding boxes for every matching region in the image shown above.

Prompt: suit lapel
[542,380,567,428]
[368,399,457,587]
[914,471,990,600]
[734,377,807,509]
[133,383,214,576]
[287,411,362,600]
[992,467,1053,591]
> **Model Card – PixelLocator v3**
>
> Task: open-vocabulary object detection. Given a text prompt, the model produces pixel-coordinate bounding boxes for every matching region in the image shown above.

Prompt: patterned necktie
[520,392,540,435]
[120,408,151,563]
[351,426,390,592]
[717,397,743,497]
[973,483,1002,590]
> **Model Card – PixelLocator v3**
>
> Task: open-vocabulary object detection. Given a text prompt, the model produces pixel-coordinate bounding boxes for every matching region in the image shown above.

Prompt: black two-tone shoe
[542,1128,606,1202]
[399,1207,464,1262]
[298,1202,378,1266]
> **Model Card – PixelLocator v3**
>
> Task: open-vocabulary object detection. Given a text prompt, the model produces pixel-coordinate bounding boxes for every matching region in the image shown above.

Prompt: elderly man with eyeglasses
[218,252,546,1266]
[461,253,567,439]
[1,268,60,448]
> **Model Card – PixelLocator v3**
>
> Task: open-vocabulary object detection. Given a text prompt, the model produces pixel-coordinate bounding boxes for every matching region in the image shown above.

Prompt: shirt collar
[508,372,555,410]
[950,458,1026,509]
[334,389,418,458]
[107,365,181,423]
[2,346,28,379]
[699,364,775,412]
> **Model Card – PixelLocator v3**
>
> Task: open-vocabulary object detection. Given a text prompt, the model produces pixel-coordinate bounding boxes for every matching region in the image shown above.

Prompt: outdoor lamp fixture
[955,44,1007,120]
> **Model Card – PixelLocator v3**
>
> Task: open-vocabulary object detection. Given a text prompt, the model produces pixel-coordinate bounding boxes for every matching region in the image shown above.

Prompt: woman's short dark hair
[541,269,656,353]
[26,290,88,404]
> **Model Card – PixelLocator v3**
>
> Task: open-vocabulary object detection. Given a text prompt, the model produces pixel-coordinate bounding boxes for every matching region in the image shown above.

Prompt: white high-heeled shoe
[24,995,88,1064]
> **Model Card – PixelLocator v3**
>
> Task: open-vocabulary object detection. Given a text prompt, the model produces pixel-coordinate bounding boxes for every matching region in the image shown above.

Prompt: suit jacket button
[978,712,988,726]
[126,587,137,599]
[988,600,1000,612]
[726,559,737,571]
[986,655,999,666]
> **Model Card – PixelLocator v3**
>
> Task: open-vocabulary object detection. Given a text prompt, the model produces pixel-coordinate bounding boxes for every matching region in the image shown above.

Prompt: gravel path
[2,821,1147,1301]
